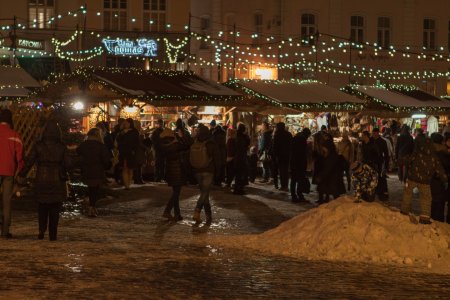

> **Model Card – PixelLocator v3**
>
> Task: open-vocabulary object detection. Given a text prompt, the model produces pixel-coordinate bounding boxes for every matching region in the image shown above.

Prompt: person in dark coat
[116,118,140,189]
[160,128,190,221]
[111,118,125,185]
[445,134,450,224]
[210,120,227,186]
[225,127,237,187]
[77,128,112,217]
[258,121,273,183]
[151,119,165,182]
[290,128,311,202]
[396,125,414,182]
[372,128,389,201]
[360,131,380,172]
[430,133,450,222]
[18,120,71,241]
[191,125,221,224]
[272,122,292,191]
[316,138,345,204]
[233,123,250,195]
[175,118,194,184]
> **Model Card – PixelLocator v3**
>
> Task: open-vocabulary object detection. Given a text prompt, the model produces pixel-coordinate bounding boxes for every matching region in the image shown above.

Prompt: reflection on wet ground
[2,178,449,298]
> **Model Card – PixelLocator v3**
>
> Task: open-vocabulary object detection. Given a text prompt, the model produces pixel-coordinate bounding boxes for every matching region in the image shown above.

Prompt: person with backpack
[190,125,220,224]
[18,120,71,241]
[76,128,112,217]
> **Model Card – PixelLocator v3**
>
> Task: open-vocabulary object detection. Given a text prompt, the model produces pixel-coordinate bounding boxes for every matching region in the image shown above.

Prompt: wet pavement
[1,177,449,299]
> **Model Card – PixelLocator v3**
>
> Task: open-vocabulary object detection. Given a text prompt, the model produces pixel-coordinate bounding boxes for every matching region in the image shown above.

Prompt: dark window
[377,17,390,48]
[350,16,364,43]
[301,13,316,45]
[423,18,436,49]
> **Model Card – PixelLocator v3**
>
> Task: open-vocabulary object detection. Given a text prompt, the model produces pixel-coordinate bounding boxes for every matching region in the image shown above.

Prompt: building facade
[0,0,190,77]
[190,0,450,96]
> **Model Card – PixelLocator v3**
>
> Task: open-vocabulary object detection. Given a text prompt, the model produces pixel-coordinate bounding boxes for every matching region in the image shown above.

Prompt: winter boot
[193,209,202,224]
[204,205,212,225]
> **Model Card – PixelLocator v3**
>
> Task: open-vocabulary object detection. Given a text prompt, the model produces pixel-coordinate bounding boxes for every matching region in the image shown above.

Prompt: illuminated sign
[102,38,157,57]
[18,39,44,50]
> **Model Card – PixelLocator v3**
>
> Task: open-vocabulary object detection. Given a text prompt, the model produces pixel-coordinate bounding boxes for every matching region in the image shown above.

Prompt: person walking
[116,118,140,189]
[225,127,237,188]
[396,125,414,182]
[0,109,24,239]
[18,120,71,241]
[258,121,273,183]
[233,123,250,195]
[337,131,354,191]
[151,119,165,182]
[160,128,190,221]
[290,128,311,202]
[77,128,112,217]
[272,122,292,191]
[190,125,220,225]
[372,128,389,201]
[401,137,447,224]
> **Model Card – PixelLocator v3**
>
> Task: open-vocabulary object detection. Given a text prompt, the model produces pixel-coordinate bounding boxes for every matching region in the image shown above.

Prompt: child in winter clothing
[351,162,378,203]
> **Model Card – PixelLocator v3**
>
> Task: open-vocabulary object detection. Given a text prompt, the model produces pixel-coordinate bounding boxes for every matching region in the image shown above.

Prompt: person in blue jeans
[190,125,220,225]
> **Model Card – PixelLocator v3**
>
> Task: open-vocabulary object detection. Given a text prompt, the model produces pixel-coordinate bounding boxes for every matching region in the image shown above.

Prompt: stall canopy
[343,85,450,116]
[227,79,364,113]
[0,66,41,99]
[35,67,246,106]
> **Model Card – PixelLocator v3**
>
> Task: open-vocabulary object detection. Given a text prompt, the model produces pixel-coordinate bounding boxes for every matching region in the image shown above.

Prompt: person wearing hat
[350,161,378,203]
[0,109,24,238]
[160,127,190,221]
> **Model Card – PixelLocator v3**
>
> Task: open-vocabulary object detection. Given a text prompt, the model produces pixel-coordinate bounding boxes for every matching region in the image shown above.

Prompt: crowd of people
[0,107,449,241]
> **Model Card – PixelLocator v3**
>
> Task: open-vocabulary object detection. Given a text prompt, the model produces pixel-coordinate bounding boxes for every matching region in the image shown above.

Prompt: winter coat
[258,129,273,156]
[211,126,227,164]
[226,138,236,160]
[272,129,292,161]
[396,133,414,160]
[19,122,71,203]
[0,123,24,176]
[151,127,164,154]
[160,135,190,186]
[290,132,308,179]
[76,139,112,187]
[117,128,140,169]
[373,136,389,171]
[234,131,250,165]
[193,126,221,174]
[352,164,378,201]
[316,151,345,196]
[337,138,354,164]
[407,138,447,184]
[361,139,381,172]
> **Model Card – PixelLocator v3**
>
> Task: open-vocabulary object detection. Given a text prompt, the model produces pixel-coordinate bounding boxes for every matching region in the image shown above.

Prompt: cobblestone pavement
[1,176,449,299]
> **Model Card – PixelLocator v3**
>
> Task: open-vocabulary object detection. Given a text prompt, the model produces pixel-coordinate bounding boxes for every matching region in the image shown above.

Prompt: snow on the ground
[217,196,450,274]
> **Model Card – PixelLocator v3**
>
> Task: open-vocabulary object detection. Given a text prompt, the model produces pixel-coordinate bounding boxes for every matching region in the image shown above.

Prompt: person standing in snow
[272,122,292,191]
[396,125,414,182]
[401,137,447,224]
[350,162,378,203]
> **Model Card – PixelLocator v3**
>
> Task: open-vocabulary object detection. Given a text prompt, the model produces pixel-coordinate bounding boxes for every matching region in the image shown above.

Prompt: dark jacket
[160,134,190,186]
[117,128,140,169]
[193,126,221,174]
[273,128,292,161]
[316,151,345,196]
[234,131,250,165]
[19,121,71,203]
[290,132,308,179]
[258,129,273,156]
[76,139,112,187]
[151,127,164,154]
[211,126,226,162]
[407,138,447,184]
[373,136,389,170]
[227,138,236,159]
[396,133,414,159]
[361,139,381,172]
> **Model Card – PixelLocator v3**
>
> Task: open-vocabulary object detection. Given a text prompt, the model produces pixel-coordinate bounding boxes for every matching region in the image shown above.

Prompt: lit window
[301,13,316,45]
[351,16,364,44]
[377,17,390,48]
[143,0,166,32]
[28,0,54,29]
[104,0,127,31]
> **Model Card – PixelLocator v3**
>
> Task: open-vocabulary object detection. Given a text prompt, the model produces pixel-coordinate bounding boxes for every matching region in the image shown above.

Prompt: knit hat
[160,128,175,139]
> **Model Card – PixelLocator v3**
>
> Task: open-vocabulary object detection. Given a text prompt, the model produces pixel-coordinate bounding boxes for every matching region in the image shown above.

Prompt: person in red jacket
[0,109,24,239]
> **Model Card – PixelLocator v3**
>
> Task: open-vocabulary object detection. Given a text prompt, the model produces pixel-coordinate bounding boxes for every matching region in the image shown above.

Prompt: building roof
[229,79,363,111]
[0,66,41,99]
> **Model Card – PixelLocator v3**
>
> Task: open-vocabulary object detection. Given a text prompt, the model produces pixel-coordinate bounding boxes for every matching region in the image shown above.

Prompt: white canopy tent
[0,66,41,99]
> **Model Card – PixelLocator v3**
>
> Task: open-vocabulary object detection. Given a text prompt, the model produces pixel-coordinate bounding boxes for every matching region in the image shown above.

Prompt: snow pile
[226,196,450,273]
